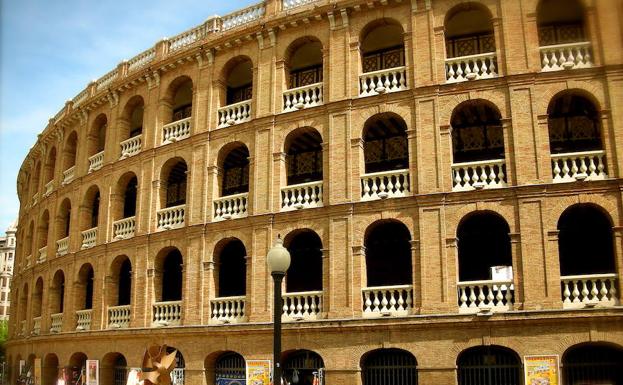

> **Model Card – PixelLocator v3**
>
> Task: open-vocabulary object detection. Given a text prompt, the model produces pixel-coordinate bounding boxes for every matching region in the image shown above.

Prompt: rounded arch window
[445,4,495,58]
[457,345,522,385]
[362,348,417,385]
[537,0,586,46]
[360,19,405,73]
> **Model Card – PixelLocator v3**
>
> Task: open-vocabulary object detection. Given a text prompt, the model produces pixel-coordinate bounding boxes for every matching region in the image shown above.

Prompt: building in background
[0,220,17,321]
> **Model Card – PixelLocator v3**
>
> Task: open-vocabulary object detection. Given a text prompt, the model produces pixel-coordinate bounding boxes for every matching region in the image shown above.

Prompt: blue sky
[0,0,256,233]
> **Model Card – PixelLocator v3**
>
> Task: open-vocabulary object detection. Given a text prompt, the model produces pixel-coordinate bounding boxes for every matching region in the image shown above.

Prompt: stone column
[406,129,418,194]
[350,245,365,318]
[410,239,421,312]
[272,152,286,213]
[509,232,523,309]
[203,261,215,325]
[612,226,623,303]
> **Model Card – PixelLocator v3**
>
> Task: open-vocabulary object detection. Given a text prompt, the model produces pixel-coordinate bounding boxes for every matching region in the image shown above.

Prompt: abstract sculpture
[141,345,178,385]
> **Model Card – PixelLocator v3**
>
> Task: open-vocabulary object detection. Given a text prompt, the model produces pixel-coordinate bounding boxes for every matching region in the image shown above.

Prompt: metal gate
[457,346,521,385]
[113,367,127,385]
[215,353,246,384]
[563,344,623,384]
[362,349,418,385]
[284,350,324,385]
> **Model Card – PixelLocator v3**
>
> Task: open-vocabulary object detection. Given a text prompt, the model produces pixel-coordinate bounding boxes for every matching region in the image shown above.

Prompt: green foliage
[0,320,7,358]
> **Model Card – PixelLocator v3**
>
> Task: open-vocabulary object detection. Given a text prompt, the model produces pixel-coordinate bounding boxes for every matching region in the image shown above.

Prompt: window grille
[172,104,192,122]
[284,351,324,385]
[446,33,495,58]
[289,65,323,89]
[113,367,127,385]
[227,85,252,105]
[362,349,417,385]
[215,353,246,384]
[457,346,521,385]
[563,344,623,384]
[538,23,585,46]
[362,47,405,73]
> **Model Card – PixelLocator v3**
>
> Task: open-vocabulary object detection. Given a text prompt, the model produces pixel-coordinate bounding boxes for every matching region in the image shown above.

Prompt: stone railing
[120,135,142,159]
[213,193,248,221]
[210,296,246,324]
[50,312,63,333]
[283,82,323,112]
[38,246,47,264]
[446,52,498,83]
[73,89,88,108]
[62,166,76,185]
[152,301,182,326]
[169,25,205,53]
[540,42,592,72]
[171,369,184,385]
[88,151,104,173]
[281,181,323,211]
[32,316,41,336]
[113,216,136,240]
[75,309,92,331]
[457,279,514,313]
[359,66,408,97]
[127,47,156,73]
[362,285,413,317]
[20,320,26,336]
[551,150,607,183]
[452,159,507,192]
[561,273,618,309]
[108,305,131,328]
[96,69,118,91]
[282,291,323,321]
[56,236,69,256]
[361,169,410,201]
[163,117,191,144]
[81,227,98,249]
[157,205,186,230]
[283,0,318,9]
[44,181,54,196]
[218,100,252,128]
[221,2,265,31]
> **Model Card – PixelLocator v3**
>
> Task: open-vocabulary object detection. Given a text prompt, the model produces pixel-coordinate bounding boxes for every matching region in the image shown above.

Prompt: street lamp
[267,235,291,385]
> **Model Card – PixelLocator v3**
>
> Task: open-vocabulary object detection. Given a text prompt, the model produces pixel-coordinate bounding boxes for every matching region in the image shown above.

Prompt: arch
[76,263,94,311]
[43,353,59,385]
[68,352,88,384]
[63,131,78,171]
[284,229,323,293]
[456,345,522,385]
[364,219,412,287]
[88,113,107,156]
[160,158,188,208]
[31,161,42,197]
[211,351,246,384]
[114,171,138,220]
[562,342,623,384]
[537,0,586,46]
[214,238,247,297]
[120,95,145,140]
[362,112,409,174]
[285,36,323,89]
[547,91,602,154]
[166,347,185,385]
[164,76,193,123]
[360,18,405,73]
[45,146,57,184]
[56,198,72,240]
[361,348,417,385]
[284,127,323,185]
[81,185,101,230]
[451,99,504,163]
[221,56,253,105]
[38,210,50,249]
[557,203,615,276]
[155,247,183,302]
[109,255,132,307]
[283,350,325,385]
[50,269,66,313]
[25,220,34,257]
[19,283,29,323]
[101,352,128,385]
[218,142,250,197]
[33,277,44,317]
[444,2,495,58]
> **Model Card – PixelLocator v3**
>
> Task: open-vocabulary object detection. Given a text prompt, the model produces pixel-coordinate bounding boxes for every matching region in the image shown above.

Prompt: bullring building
[7,0,623,384]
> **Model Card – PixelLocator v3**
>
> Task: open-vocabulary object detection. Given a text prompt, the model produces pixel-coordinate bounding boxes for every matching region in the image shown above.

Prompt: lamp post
[267,235,291,385]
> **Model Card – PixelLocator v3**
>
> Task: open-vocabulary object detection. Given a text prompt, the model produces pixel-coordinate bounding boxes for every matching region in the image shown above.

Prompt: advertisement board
[246,360,271,385]
[86,360,99,385]
[524,355,560,385]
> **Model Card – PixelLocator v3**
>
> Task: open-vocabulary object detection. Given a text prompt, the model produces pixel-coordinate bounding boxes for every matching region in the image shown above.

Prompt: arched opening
[122,96,144,139]
[548,92,602,154]
[43,353,59,385]
[45,147,57,186]
[113,172,138,222]
[67,353,88,385]
[537,0,586,46]
[360,19,405,73]
[169,78,193,123]
[56,198,71,243]
[284,230,323,293]
[18,284,28,329]
[445,4,495,58]
[63,131,78,173]
[363,113,409,174]
[161,159,188,208]
[31,161,42,198]
[365,220,412,287]
[107,256,132,328]
[214,352,245,384]
[286,38,323,89]
[81,186,100,233]
[76,264,95,311]
[101,352,128,385]
[215,238,247,297]
[50,270,65,314]
[33,277,44,318]
[37,211,50,254]
[283,350,325,385]
[562,343,623,384]
[24,221,34,258]
[89,114,107,156]
[451,100,504,163]
[457,345,522,385]
[284,128,323,186]
[167,348,185,385]
[361,348,417,385]
[156,248,183,302]
[223,57,253,106]
[219,143,250,197]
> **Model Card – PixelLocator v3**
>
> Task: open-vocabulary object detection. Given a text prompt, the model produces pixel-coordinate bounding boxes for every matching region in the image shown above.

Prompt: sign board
[86,360,98,385]
[524,355,560,385]
[246,360,271,385]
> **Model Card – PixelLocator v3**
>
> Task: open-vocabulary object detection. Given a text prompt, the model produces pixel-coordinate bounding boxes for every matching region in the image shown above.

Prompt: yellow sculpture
[141,345,178,385]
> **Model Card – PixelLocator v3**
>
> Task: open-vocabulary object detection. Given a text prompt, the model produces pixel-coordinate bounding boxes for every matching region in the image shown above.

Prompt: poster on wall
[246,360,271,385]
[34,358,42,385]
[86,360,99,385]
[524,355,560,385]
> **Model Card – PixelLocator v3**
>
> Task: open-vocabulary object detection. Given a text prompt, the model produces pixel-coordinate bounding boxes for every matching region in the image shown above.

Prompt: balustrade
[120,135,142,159]
[38,246,47,264]
[540,42,593,72]
[88,151,104,173]
[452,159,507,192]
[210,296,246,324]
[113,216,136,240]
[76,309,92,331]
[213,193,248,221]
[81,227,98,249]
[20,320,26,336]
[283,82,323,112]
[221,2,264,30]
[281,181,323,211]
[361,169,410,201]
[96,69,118,91]
[283,0,318,9]
[561,274,618,309]
[446,52,498,83]
[551,150,607,183]
[62,166,75,185]
[56,236,69,256]
[457,279,514,313]
[152,301,182,326]
[362,285,413,317]
[218,100,252,128]
[50,313,63,333]
[44,181,54,196]
[127,48,155,73]
[359,67,407,97]
[156,205,186,230]
[162,117,191,144]
[282,291,323,321]
[108,305,131,328]
[170,369,184,385]
[32,317,41,336]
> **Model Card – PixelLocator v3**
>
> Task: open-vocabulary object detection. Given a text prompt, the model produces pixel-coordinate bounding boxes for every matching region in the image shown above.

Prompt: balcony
[452,159,507,192]
[359,67,407,97]
[210,296,246,324]
[213,193,248,221]
[282,291,323,321]
[283,82,323,112]
[217,100,251,128]
[281,181,323,211]
[120,135,142,159]
[156,204,186,230]
[551,150,607,183]
[37,246,47,264]
[88,151,104,173]
[32,316,41,336]
[81,227,98,249]
[113,216,136,240]
[162,117,191,144]
[108,305,131,328]
[362,285,414,318]
[171,369,184,385]
[152,300,182,326]
[75,309,92,331]
[361,169,410,201]
[50,312,63,333]
[56,236,69,256]
[540,42,593,72]
[561,274,618,309]
[62,166,75,185]
[457,279,514,313]
[44,181,54,196]
[445,52,498,83]
[282,0,318,10]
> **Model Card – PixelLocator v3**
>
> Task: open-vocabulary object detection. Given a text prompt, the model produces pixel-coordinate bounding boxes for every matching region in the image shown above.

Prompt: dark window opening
[85,268,94,309]
[215,353,246,382]
[91,192,100,228]
[452,102,504,163]
[563,344,623,385]
[548,94,601,154]
[362,46,405,73]
[162,250,183,302]
[286,231,323,293]
[59,280,65,313]
[63,209,71,238]
[123,177,138,218]
[284,350,325,385]
[286,130,323,185]
[362,349,417,385]
[166,162,187,208]
[222,147,249,196]
[218,240,247,297]
[172,104,192,122]
[446,32,495,58]
[363,115,408,174]
[226,85,252,105]
[118,259,132,306]
[289,65,323,89]
[365,222,412,287]
[457,346,522,385]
